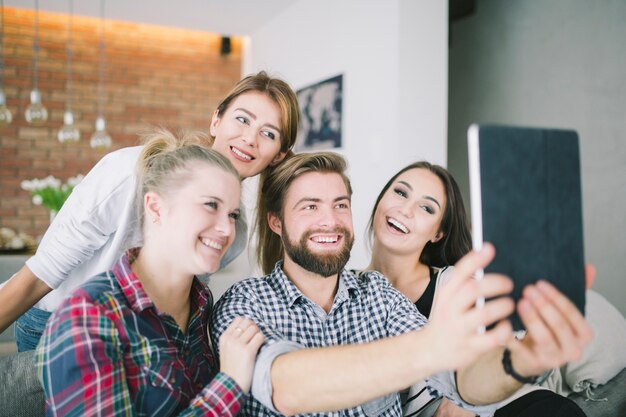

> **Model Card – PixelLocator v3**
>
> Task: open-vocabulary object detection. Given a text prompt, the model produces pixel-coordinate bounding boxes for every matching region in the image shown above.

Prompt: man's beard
[282,226,354,277]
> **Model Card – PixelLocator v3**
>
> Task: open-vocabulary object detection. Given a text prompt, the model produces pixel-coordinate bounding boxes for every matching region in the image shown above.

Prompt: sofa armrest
[568,367,626,417]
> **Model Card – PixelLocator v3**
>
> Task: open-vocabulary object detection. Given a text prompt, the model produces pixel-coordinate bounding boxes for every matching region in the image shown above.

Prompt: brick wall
[0,7,242,237]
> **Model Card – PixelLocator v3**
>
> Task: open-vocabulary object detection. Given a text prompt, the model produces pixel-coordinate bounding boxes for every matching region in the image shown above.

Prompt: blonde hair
[135,128,238,228]
[255,152,352,274]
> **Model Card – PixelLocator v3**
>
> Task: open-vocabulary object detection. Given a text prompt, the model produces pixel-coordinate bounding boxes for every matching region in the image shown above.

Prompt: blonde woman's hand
[219,316,265,393]
[425,244,515,372]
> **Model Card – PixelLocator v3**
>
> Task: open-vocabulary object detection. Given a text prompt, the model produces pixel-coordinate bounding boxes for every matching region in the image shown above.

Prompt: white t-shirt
[26,146,248,312]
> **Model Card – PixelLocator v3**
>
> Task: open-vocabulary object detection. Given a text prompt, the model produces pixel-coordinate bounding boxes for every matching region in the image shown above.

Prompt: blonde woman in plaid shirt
[36,130,264,416]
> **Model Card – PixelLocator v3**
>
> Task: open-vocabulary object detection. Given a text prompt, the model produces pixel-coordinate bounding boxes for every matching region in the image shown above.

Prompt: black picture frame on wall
[295,74,343,152]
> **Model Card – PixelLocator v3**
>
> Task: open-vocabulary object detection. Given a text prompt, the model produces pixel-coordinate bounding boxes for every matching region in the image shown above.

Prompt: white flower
[31,178,43,190]
[21,180,35,191]
[7,236,25,249]
[42,175,61,188]
[67,174,84,187]
[0,227,16,239]
[21,174,84,212]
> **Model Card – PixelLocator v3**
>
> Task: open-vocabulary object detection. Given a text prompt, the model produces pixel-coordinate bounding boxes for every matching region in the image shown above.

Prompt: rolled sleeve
[251,340,304,412]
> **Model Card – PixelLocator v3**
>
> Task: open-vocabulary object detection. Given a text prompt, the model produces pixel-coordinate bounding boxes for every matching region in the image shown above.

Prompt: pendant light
[89,0,111,150]
[24,0,48,124]
[0,0,13,126]
[57,0,80,143]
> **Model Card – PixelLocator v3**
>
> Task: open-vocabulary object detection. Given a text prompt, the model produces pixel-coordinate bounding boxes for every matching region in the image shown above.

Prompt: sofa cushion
[568,367,626,417]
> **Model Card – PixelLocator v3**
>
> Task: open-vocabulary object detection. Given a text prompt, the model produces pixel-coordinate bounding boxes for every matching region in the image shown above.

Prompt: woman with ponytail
[36,129,263,415]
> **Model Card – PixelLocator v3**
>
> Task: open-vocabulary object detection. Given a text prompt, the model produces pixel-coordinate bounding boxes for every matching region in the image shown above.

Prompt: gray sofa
[1,256,624,416]
[0,351,45,417]
[570,368,626,416]
[0,350,624,417]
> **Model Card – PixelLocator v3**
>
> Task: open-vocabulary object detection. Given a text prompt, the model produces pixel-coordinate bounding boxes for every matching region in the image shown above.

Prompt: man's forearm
[456,347,523,405]
[0,265,52,333]
[271,330,437,415]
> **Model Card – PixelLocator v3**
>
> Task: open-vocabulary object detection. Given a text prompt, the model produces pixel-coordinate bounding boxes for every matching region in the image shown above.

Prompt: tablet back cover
[468,124,586,331]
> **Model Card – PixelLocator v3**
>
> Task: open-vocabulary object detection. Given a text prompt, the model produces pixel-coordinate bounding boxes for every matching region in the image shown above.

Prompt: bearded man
[211,152,586,417]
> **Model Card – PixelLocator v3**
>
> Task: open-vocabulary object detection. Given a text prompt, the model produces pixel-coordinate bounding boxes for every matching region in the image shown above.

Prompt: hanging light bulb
[58,0,79,143]
[0,91,11,127]
[0,0,13,127]
[90,0,112,149]
[25,88,47,124]
[25,0,48,124]
[58,110,80,143]
[90,116,111,149]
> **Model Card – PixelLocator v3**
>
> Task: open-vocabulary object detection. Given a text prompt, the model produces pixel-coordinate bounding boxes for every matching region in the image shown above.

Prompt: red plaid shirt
[36,250,245,416]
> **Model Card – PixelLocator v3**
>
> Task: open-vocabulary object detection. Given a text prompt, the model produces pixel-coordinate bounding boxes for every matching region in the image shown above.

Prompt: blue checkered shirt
[211,262,429,416]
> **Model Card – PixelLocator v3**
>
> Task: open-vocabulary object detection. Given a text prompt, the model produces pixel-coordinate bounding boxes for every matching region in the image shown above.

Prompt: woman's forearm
[0,265,52,333]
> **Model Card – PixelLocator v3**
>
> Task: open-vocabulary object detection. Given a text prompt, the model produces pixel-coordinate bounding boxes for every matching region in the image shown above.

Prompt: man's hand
[507,280,593,379]
[425,244,514,373]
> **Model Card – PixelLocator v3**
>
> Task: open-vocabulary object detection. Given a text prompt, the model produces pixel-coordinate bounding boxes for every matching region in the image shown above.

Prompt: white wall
[448,0,626,316]
[210,0,449,294]
[252,0,448,271]
[5,0,449,300]
[213,0,449,296]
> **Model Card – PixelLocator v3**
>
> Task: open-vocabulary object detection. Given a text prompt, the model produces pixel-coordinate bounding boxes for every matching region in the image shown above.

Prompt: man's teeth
[231,147,252,160]
[388,218,408,234]
[201,238,223,251]
[313,236,338,243]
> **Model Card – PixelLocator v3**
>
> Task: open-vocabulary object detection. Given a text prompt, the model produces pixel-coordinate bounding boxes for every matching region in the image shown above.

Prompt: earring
[152,217,159,224]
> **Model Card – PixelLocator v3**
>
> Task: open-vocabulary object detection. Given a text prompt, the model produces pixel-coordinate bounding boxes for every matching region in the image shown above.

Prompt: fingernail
[536,280,551,292]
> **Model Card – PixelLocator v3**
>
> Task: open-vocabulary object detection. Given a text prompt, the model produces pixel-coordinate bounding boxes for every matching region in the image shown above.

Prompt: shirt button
[170,378,176,384]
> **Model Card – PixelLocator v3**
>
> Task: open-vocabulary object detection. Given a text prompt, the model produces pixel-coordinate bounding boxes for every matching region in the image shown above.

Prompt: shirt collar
[113,249,211,315]
[269,260,360,308]
[337,268,361,301]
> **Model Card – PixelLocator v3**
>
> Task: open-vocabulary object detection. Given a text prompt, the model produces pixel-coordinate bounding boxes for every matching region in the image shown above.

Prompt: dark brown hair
[367,161,471,267]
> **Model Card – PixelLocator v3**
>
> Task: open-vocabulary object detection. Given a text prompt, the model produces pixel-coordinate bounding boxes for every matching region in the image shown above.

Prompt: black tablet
[468,124,586,331]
